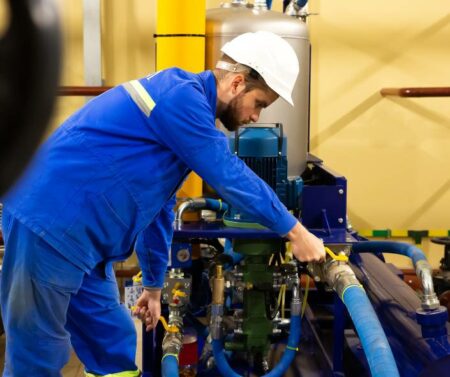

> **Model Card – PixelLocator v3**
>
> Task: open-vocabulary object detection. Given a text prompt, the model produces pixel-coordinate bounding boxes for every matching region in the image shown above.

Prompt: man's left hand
[133,288,161,332]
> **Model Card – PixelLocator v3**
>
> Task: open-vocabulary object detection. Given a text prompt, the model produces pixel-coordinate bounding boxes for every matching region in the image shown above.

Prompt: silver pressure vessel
[206,2,310,175]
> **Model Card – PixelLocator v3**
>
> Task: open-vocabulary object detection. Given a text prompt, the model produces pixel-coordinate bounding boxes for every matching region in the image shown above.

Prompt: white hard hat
[219,31,299,106]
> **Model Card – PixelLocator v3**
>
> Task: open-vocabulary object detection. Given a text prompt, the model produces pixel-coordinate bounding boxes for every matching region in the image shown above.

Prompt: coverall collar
[197,70,217,119]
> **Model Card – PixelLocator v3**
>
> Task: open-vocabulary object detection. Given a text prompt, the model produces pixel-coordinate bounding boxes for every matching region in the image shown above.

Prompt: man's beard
[218,92,245,132]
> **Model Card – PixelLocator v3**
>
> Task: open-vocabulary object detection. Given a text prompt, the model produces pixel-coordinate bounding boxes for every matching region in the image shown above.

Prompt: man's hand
[133,288,161,332]
[286,222,326,262]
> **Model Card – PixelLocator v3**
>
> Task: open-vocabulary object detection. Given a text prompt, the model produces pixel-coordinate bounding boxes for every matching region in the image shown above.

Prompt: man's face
[219,88,279,132]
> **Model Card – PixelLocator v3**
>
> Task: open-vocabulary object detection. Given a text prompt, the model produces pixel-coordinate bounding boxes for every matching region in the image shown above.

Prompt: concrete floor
[0,319,143,376]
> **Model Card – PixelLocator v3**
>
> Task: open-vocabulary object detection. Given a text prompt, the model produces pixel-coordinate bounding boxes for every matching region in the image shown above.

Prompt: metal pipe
[83,0,102,87]
[417,260,440,310]
[57,86,112,96]
[175,200,193,226]
[175,198,228,226]
[175,198,205,226]
[380,87,450,97]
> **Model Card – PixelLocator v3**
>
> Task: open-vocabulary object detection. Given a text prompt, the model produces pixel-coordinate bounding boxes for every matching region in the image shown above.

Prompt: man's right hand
[286,222,326,262]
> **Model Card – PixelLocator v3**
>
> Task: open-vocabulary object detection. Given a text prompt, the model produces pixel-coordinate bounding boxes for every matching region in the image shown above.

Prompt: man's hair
[213,54,274,95]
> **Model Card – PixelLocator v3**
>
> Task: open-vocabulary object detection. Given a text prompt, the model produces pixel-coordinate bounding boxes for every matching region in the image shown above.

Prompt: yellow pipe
[156,0,206,200]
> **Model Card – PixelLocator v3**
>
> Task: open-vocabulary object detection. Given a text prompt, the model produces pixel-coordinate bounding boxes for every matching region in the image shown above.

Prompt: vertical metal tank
[206,1,310,175]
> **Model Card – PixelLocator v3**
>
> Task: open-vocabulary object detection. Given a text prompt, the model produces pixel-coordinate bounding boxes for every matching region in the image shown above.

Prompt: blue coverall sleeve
[135,195,176,288]
[150,83,297,236]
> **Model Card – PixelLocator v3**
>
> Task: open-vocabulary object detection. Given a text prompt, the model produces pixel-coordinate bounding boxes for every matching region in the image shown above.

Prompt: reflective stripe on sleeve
[122,80,156,117]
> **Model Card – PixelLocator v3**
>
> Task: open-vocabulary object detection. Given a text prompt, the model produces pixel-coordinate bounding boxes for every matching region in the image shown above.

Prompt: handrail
[57,86,112,96]
[380,87,450,97]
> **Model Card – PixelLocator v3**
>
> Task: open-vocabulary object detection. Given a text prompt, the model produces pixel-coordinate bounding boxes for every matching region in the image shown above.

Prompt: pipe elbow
[352,241,440,311]
[416,260,440,311]
[175,200,193,226]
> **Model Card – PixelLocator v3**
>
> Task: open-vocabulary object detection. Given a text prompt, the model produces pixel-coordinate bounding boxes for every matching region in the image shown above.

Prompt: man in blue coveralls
[1,31,325,376]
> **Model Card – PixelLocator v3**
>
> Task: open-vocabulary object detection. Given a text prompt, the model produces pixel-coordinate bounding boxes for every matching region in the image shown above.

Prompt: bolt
[262,360,269,373]
[206,357,215,369]
[177,249,190,262]
[338,218,344,224]
[338,189,344,195]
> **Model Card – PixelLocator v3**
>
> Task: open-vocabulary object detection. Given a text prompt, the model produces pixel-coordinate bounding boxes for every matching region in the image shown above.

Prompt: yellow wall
[5,1,447,267]
[308,0,450,267]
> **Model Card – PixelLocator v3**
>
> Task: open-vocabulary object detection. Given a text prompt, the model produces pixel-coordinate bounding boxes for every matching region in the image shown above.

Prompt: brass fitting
[212,265,225,305]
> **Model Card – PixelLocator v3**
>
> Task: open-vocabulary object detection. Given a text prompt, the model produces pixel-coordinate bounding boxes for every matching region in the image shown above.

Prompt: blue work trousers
[0,210,138,376]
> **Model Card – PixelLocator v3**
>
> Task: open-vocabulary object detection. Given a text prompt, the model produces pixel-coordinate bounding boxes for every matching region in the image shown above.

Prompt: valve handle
[325,247,348,262]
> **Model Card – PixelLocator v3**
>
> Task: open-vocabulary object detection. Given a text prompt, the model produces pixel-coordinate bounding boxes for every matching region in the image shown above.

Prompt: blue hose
[224,238,244,265]
[343,286,400,377]
[161,354,179,377]
[352,241,427,266]
[264,315,301,377]
[204,198,229,213]
[212,315,302,377]
[212,341,241,377]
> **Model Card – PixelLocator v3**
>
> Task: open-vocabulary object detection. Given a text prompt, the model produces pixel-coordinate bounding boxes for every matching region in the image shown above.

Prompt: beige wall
[3,1,448,267]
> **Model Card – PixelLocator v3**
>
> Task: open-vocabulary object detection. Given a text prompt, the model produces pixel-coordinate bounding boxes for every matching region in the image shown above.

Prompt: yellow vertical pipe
[156,0,205,199]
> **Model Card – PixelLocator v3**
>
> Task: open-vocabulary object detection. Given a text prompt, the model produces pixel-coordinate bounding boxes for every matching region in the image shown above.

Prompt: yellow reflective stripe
[122,80,155,117]
[85,369,140,377]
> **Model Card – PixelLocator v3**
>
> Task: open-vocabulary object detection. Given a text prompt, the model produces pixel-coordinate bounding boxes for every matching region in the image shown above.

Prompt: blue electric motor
[225,124,302,227]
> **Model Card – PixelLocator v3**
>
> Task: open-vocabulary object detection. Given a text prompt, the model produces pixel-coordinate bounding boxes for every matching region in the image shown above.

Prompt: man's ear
[230,74,246,95]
